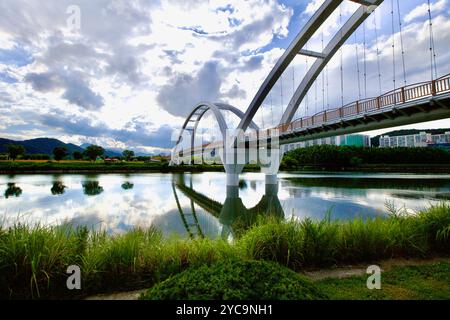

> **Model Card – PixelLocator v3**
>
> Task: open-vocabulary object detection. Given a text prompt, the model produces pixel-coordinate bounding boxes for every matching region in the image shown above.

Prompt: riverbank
[0,160,449,174]
[0,161,260,174]
[1,203,448,299]
[282,163,450,173]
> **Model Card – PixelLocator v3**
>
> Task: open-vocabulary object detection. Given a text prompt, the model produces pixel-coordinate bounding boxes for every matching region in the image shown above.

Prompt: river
[0,172,449,238]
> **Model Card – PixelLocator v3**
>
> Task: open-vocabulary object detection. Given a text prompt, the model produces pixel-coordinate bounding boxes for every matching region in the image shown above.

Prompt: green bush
[280,145,450,169]
[140,260,327,300]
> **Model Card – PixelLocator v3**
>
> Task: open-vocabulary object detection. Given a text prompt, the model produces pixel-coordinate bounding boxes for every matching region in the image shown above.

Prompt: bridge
[171,0,450,195]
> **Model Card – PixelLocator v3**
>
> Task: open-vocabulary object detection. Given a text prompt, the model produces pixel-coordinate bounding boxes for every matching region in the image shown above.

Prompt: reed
[0,203,448,299]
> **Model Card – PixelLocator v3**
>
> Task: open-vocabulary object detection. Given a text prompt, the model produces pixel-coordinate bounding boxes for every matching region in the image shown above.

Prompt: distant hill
[371,128,450,146]
[0,138,154,158]
[0,138,84,155]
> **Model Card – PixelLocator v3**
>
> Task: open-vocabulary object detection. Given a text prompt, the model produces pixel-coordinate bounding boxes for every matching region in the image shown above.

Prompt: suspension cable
[292,63,295,97]
[339,6,344,107]
[270,91,274,127]
[321,28,325,111]
[305,42,309,115]
[363,21,367,99]
[260,104,265,129]
[427,0,438,80]
[280,74,284,119]
[354,33,362,101]
[314,80,318,114]
[326,64,329,109]
[396,0,407,86]
[391,0,396,95]
[373,10,382,95]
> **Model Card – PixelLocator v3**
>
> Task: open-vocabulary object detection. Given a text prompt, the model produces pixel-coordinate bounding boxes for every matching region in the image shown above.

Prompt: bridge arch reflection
[171,174,284,240]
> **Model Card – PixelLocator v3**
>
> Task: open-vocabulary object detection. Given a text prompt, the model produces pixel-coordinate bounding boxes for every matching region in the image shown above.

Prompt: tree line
[281,145,450,169]
[0,144,140,161]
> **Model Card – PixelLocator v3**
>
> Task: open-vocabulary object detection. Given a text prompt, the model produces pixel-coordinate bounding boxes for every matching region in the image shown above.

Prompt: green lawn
[316,261,450,300]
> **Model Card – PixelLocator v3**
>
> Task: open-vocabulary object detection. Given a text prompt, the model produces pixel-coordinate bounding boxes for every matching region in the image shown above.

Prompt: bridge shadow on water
[172,174,284,240]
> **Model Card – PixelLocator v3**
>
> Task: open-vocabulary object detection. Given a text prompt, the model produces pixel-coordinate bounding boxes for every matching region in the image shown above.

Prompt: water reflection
[121,182,134,190]
[280,173,450,220]
[4,183,22,198]
[51,181,66,195]
[172,174,284,239]
[82,181,104,196]
[0,173,448,237]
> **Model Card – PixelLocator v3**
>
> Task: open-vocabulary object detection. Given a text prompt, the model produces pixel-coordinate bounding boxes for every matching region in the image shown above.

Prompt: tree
[53,146,68,161]
[72,151,83,160]
[82,181,103,196]
[83,145,105,161]
[4,183,22,198]
[51,181,66,195]
[6,144,25,161]
[122,150,135,161]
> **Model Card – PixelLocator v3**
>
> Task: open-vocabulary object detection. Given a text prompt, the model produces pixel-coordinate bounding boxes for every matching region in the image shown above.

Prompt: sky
[0,0,449,154]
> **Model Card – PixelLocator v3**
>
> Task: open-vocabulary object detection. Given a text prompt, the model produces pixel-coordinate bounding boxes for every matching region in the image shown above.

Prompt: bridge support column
[224,163,244,198]
[265,174,278,195]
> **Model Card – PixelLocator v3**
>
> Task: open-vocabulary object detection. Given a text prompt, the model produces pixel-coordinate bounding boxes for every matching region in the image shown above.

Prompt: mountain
[1,138,156,157]
[0,138,84,155]
[370,128,450,146]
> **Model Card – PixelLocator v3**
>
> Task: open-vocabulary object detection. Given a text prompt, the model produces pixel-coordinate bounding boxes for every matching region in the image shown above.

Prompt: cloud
[38,112,174,149]
[156,61,222,117]
[61,77,104,110]
[222,84,246,99]
[206,1,293,51]
[404,0,447,23]
[25,72,61,92]
[1,0,449,152]
[25,71,104,110]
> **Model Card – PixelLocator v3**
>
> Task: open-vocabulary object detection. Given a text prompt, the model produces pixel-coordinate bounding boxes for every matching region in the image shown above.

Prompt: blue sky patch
[0,45,34,67]
[0,71,18,84]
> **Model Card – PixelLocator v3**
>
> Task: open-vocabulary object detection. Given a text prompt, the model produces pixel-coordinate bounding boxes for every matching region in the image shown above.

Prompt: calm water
[0,172,449,238]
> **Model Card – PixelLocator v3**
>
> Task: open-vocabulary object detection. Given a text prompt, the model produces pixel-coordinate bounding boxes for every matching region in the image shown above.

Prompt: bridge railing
[277,73,450,134]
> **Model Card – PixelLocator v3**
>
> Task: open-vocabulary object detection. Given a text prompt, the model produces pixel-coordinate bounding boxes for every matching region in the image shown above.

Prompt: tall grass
[240,203,450,269]
[0,203,448,299]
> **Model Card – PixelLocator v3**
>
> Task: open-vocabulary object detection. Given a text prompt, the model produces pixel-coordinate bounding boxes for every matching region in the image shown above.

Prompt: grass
[316,261,450,300]
[0,203,448,299]
[0,160,261,173]
[240,203,450,269]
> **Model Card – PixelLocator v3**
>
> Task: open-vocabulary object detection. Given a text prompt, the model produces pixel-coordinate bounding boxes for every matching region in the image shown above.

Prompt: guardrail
[276,73,450,134]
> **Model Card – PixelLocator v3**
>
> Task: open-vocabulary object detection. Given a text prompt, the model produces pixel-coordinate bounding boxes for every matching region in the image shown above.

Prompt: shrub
[140,260,327,300]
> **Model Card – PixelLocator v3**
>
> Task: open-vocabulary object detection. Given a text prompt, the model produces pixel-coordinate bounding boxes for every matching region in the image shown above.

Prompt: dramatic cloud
[0,0,449,153]
[25,71,104,110]
[39,112,174,149]
[157,61,222,117]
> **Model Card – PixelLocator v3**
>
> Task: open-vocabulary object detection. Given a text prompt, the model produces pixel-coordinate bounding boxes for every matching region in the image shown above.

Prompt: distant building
[379,131,450,148]
[282,134,371,153]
